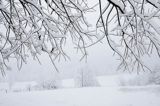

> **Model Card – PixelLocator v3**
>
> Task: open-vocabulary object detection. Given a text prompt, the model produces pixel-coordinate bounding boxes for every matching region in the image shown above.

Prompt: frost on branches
[0,0,160,74]
[0,0,95,75]
[97,0,160,72]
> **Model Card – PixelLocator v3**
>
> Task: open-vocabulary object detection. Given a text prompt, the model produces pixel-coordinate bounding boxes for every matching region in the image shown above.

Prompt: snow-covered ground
[0,74,160,106]
[0,85,160,106]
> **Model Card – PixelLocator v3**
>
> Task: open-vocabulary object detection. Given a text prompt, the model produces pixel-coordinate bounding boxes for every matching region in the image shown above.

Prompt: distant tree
[74,66,99,87]
[0,0,160,74]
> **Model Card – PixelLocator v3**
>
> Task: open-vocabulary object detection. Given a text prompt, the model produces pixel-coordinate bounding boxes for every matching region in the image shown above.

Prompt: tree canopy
[0,0,160,75]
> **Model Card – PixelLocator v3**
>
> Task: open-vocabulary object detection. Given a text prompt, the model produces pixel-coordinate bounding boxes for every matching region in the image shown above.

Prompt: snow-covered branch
[0,0,94,73]
[97,0,160,72]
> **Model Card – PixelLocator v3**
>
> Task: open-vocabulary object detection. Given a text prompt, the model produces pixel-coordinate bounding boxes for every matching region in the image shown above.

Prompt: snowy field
[0,85,160,106]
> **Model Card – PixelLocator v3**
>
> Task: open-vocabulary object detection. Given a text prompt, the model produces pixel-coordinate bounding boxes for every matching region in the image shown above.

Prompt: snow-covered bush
[34,71,62,90]
[38,79,62,90]
[147,66,160,85]
[118,73,146,86]
[74,67,99,87]
[118,67,160,86]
